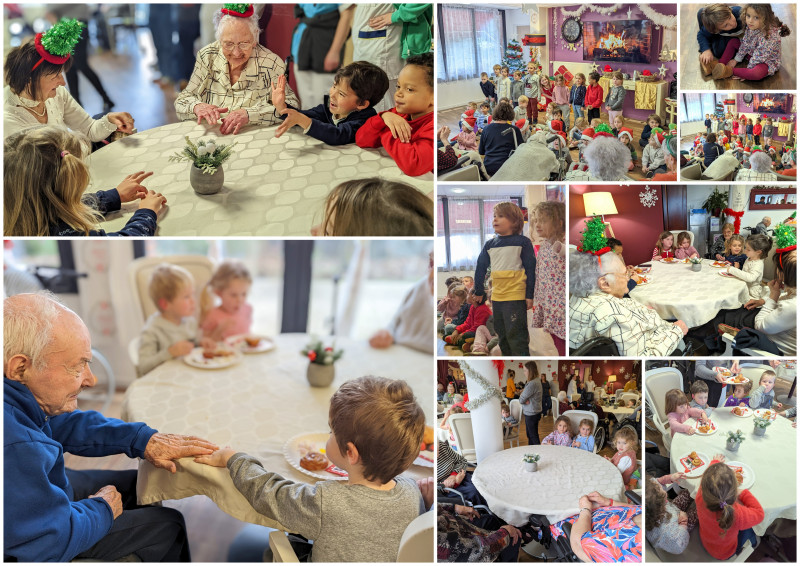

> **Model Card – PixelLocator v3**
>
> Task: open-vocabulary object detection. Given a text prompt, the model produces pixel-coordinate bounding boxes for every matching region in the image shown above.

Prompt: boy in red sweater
[753,117,763,146]
[697,457,764,560]
[356,52,433,177]
[445,289,491,349]
[584,71,603,123]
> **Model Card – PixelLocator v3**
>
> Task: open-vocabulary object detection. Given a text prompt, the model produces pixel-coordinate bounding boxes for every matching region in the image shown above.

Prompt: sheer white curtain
[438,5,503,82]
[681,93,719,122]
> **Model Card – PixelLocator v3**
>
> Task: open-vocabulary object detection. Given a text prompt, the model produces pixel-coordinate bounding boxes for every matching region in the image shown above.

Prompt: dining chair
[448,414,477,465]
[643,366,683,450]
[504,399,522,448]
[561,410,599,453]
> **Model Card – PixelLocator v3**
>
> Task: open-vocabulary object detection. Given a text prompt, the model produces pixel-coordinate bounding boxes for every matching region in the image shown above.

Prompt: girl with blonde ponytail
[696,457,764,559]
[3,125,165,236]
[200,260,254,342]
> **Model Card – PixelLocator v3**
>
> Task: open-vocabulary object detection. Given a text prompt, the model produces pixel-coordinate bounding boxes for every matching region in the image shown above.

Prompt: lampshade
[607,375,617,383]
[583,192,618,216]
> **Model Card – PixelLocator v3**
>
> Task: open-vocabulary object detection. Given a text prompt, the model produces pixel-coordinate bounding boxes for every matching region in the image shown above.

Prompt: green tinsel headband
[773,222,797,255]
[221,4,254,17]
[33,19,84,70]
[577,216,611,256]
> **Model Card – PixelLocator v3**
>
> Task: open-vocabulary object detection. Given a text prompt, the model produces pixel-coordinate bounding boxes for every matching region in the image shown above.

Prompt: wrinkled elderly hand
[382,112,412,143]
[143,433,219,473]
[501,524,522,544]
[369,329,394,349]
[368,12,393,29]
[194,103,229,126]
[442,475,458,488]
[116,171,153,203]
[275,109,312,138]
[673,320,688,335]
[454,505,479,520]
[220,109,249,135]
[90,485,122,519]
[107,112,135,133]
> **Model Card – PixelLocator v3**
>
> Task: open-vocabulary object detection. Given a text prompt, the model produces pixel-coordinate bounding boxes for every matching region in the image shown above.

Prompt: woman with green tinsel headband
[4,18,135,144]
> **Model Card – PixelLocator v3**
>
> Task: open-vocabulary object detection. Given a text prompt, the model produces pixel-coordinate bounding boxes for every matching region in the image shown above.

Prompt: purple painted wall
[549,5,677,121]
[734,93,794,142]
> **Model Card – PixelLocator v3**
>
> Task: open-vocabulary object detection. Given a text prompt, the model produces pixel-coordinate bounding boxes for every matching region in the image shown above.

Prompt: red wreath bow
[642,69,652,76]
[603,65,613,72]
[723,208,745,234]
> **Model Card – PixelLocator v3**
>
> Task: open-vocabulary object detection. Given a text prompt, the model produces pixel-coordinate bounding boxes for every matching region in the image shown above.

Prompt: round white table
[121,334,433,529]
[471,445,625,526]
[88,121,433,236]
[603,405,636,420]
[669,408,797,535]
[629,259,749,328]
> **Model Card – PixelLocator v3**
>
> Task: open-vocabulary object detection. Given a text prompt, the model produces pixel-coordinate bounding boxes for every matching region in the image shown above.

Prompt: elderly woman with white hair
[735,149,778,181]
[564,132,633,181]
[569,249,688,356]
[651,135,678,181]
[174,4,299,134]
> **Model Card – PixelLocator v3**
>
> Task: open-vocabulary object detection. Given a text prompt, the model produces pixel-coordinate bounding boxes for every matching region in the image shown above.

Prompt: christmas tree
[502,38,526,74]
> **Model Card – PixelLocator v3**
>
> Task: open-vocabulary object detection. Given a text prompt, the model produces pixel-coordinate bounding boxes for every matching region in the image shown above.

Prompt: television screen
[582,20,653,63]
[753,94,790,114]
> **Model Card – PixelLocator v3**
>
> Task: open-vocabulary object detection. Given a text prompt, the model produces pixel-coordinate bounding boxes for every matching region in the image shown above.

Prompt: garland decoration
[638,4,678,29]
[560,4,622,17]
[461,361,505,411]
[723,208,746,234]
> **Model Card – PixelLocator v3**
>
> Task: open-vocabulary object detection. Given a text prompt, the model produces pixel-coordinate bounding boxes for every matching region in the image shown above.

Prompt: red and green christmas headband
[577,216,611,256]
[773,219,797,262]
[221,3,254,17]
[33,19,84,70]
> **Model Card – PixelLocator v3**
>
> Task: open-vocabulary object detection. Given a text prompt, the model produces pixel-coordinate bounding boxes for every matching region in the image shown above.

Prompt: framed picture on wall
[749,187,797,209]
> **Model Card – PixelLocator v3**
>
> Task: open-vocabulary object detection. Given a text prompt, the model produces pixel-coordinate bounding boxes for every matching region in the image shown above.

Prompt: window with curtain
[437,5,504,82]
[680,93,721,123]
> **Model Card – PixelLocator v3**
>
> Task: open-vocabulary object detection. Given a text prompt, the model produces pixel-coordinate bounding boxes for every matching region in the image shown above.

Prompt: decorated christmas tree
[502,38,526,74]
[577,216,611,255]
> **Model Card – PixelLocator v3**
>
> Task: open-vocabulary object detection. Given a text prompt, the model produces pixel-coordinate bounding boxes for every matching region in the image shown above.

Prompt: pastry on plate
[300,451,329,471]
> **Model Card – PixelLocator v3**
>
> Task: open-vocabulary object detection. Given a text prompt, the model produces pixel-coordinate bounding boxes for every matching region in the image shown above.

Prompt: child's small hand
[194,446,237,467]
[168,340,194,357]
[200,337,217,351]
[271,75,286,113]
[776,402,783,409]
[716,254,725,261]
[275,109,313,139]
[739,402,746,407]
[369,329,394,349]
[444,317,452,324]
[382,112,412,143]
[670,472,685,482]
[734,262,740,269]
[678,510,689,526]
[116,171,153,202]
[438,126,451,146]
[686,428,696,435]
[139,189,167,213]
[526,298,533,310]
[713,453,726,463]
[603,455,611,461]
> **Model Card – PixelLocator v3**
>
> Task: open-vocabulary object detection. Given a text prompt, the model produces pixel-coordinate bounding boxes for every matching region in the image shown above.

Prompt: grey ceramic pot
[190,164,224,195]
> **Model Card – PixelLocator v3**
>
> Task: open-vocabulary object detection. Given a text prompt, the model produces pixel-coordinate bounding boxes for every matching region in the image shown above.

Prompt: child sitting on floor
[665,389,709,436]
[674,231,699,260]
[138,264,215,376]
[689,380,714,418]
[312,178,433,237]
[726,234,772,300]
[642,128,667,178]
[696,456,764,560]
[459,102,478,132]
[611,114,624,137]
[724,382,752,407]
[356,53,433,176]
[476,102,490,134]
[639,113,662,148]
[617,128,637,169]
[457,123,478,151]
[438,284,468,334]
[571,418,595,452]
[200,260,253,342]
[195,376,426,562]
[273,61,389,145]
[604,427,638,488]
[542,416,573,446]
[569,117,588,147]
[724,235,747,268]
[444,288,491,349]
[749,369,783,410]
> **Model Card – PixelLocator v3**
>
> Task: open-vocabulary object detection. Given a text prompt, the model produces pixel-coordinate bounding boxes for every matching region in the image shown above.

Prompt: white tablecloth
[88,121,432,236]
[603,405,636,420]
[629,260,749,328]
[471,445,625,526]
[121,333,433,529]
[670,409,797,535]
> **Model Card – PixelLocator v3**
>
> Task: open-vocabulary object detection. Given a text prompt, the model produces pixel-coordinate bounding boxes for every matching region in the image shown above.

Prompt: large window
[437,5,504,82]
[680,93,723,123]
[438,197,523,270]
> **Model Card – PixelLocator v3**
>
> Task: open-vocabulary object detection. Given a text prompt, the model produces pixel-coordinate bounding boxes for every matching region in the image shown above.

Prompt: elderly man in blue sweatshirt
[4,293,218,562]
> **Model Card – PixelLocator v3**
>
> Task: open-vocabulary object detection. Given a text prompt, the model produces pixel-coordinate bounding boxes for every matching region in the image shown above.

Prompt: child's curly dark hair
[405,52,434,87]
[645,476,670,530]
[740,4,791,38]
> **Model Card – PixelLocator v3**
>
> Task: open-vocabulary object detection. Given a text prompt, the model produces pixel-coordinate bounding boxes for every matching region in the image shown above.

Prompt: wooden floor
[438,106,652,181]
[680,4,797,91]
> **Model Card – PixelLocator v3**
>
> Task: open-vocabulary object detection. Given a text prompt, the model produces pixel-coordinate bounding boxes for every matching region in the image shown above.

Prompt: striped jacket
[473,235,536,302]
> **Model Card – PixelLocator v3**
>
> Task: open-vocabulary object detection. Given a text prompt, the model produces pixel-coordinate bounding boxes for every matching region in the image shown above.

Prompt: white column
[460,360,505,463]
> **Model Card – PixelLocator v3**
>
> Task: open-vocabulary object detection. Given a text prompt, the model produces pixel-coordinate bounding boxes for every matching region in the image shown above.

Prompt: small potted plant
[701,187,728,218]
[169,136,236,195]
[689,257,703,272]
[726,429,745,452]
[523,453,540,472]
[301,337,344,387]
[752,416,772,437]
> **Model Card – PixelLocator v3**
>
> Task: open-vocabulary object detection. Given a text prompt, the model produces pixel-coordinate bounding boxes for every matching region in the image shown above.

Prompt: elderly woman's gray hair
[569,250,622,297]
[583,137,632,180]
[213,9,261,42]
[662,136,677,162]
[3,292,64,370]
[749,151,773,173]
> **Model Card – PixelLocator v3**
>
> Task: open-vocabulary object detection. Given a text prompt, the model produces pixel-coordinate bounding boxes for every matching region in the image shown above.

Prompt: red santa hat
[581,127,595,142]
[549,120,564,134]
[721,135,729,144]
[617,127,634,143]
[743,146,752,154]
[768,146,777,153]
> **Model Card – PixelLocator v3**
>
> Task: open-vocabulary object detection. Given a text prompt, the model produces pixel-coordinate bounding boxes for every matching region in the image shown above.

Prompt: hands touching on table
[194,103,229,126]
[90,485,123,519]
[220,109,249,135]
[107,112,135,133]
[144,433,219,473]
[139,190,167,213]
[195,446,238,467]
[116,171,153,202]
[271,75,288,114]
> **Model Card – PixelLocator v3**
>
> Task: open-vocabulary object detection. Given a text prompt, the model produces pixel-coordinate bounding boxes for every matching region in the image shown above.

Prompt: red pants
[526,100,539,124]
[719,39,770,80]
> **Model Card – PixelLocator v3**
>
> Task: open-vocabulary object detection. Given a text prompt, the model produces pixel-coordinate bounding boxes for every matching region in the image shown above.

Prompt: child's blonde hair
[450,284,468,304]
[575,117,588,130]
[614,426,638,450]
[4,126,97,236]
[725,234,745,255]
[760,369,777,384]
[579,418,594,434]
[321,178,433,236]
[200,260,252,321]
[554,74,564,84]
[574,72,586,83]
[721,222,735,234]
[590,118,601,128]
[664,388,689,414]
[655,231,676,255]
[148,264,195,312]
[700,462,738,530]
[493,202,525,235]
[533,201,566,241]
[518,95,529,105]
[611,71,624,81]
[546,101,559,115]
[468,101,478,109]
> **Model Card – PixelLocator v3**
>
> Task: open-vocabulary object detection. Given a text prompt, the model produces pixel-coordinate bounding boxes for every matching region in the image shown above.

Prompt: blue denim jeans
[572,104,584,126]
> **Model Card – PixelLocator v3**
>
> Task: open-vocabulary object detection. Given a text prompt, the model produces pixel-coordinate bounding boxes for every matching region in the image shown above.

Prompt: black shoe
[103,99,115,113]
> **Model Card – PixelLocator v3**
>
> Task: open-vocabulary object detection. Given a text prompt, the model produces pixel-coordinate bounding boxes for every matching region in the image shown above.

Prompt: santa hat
[515,118,528,131]
[577,217,612,256]
[593,124,614,139]
[768,146,777,153]
[721,135,729,144]
[549,120,564,135]
[617,127,634,142]
[33,19,84,70]
[603,65,613,73]
[581,127,595,142]
[650,127,665,144]
[221,3,255,17]
[743,146,751,155]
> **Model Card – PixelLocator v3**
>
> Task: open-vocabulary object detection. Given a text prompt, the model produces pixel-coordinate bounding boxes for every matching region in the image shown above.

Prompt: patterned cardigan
[437,504,511,562]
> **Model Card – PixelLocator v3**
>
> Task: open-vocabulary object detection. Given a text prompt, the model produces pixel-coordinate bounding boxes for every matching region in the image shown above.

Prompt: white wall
[683,120,705,137]
[687,186,795,233]
[438,79,488,110]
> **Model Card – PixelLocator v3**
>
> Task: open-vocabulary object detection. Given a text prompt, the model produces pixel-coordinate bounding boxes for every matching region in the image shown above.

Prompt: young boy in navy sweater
[273,61,389,145]
[473,202,536,356]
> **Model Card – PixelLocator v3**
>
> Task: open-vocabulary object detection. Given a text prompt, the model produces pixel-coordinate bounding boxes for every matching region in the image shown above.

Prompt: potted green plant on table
[689,257,703,272]
[726,429,745,452]
[170,136,236,195]
[523,453,540,472]
[752,416,772,437]
[302,337,344,387]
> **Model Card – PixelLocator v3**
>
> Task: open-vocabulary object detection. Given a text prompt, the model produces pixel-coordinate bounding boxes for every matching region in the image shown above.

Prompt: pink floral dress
[531,239,565,339]
[735,26,783,75]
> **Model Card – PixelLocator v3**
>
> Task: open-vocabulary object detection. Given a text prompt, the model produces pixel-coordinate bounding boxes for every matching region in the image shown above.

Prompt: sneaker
[462,343,472,353]
[444,336,454,344]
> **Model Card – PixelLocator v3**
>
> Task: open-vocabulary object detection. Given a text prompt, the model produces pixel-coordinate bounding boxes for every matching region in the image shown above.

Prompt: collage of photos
[1,1,798,565]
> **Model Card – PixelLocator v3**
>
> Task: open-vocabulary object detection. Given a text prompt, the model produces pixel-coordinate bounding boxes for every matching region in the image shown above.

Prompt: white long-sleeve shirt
[727,259,765,300]
[755,294,796,355]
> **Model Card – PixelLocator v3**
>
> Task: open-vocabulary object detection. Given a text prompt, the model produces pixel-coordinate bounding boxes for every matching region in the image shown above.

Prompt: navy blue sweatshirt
[49,189,157,237]
[288,95,377,145]
[696,6,743,53]
[569,84,586,106]
[480,80,496,99]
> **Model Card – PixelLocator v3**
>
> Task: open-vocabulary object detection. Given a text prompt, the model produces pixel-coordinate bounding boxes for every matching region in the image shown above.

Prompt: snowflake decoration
[657,63,668,79]
[562,364,568,372]
[639,186,658,208]
[595,366,600,373]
